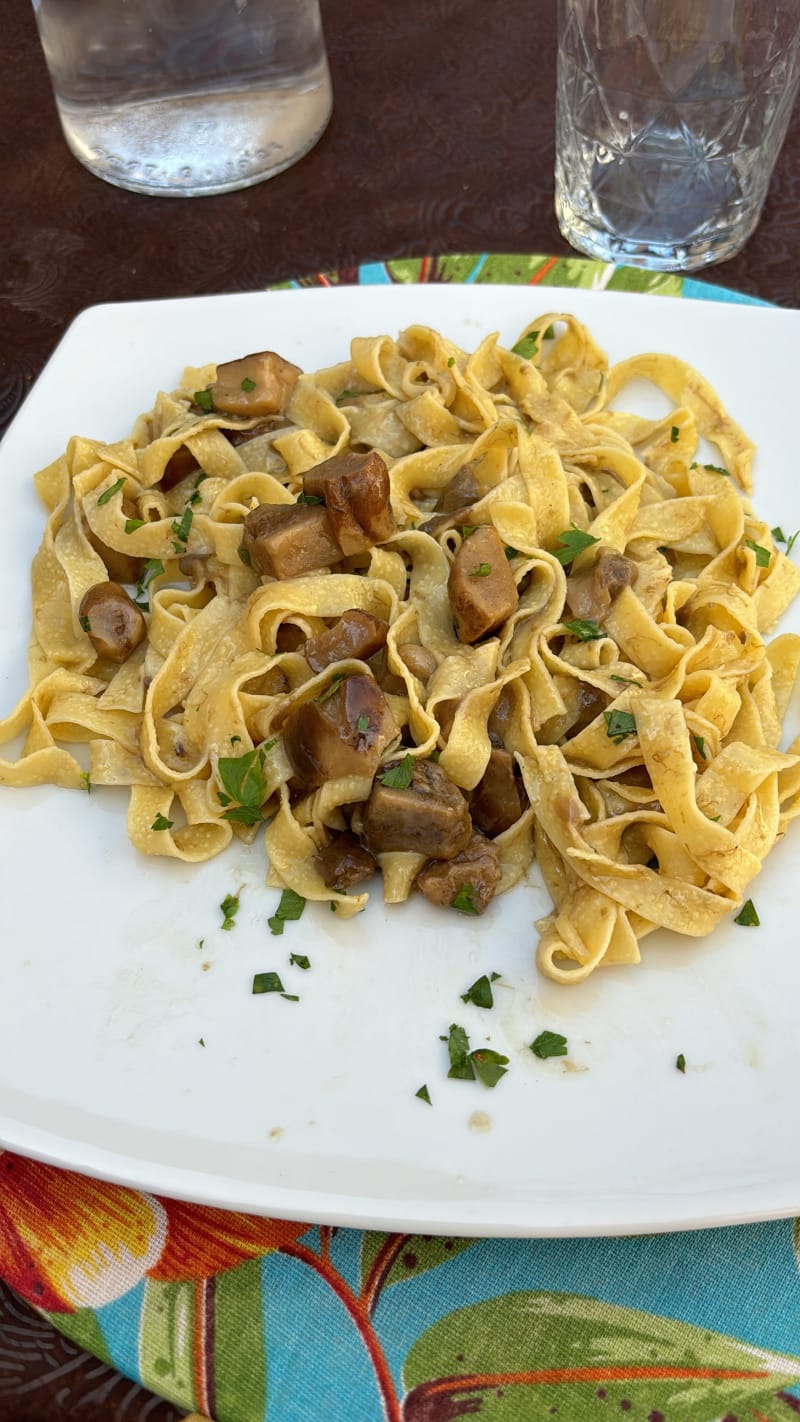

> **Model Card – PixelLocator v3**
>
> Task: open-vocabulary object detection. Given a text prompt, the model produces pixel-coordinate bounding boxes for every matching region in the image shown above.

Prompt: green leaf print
[45,1305,111,1364]
[402,1291,800,1421]
[214,1259,267,1420]
[359,1232,476,1303]
[139,1278,196,1409]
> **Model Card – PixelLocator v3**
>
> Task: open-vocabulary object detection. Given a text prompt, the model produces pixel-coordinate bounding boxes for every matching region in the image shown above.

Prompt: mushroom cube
[282,674,398,789]
[448,525,518,643]
[361,758,472,860]
[303,450,395,555]
[304,609,389,673]
[470,748,527,837]
[210,351,302,417]
[416,831,501,913]
[79,582,146,663]
[242,503,342,579]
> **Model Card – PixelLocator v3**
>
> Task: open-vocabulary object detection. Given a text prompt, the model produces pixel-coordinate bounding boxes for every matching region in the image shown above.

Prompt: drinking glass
[555,0,800,270]
[31,0,333,197]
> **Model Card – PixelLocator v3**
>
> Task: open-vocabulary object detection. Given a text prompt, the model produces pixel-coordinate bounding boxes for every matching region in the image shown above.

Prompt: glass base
[555,190,762,273]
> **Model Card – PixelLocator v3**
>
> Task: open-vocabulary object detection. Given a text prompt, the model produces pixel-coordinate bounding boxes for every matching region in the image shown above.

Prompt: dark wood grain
[1,0,799,1414]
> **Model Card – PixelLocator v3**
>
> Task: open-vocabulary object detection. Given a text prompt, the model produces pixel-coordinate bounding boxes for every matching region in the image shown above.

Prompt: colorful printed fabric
[1,257,794,1422]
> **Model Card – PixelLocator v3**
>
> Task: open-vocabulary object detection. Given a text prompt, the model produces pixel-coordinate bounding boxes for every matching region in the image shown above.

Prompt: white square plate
[1,283,799,1236]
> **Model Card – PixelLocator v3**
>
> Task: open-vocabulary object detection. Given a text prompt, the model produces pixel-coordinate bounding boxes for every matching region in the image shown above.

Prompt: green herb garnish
[603,709,637,745]
[416,1083,432,1104]
[134,558,163,612]
[444,1023,475,1080]
[670,425,679,444]
[530,1030,568,1060]
[316,672,345,704]
[252,971,284,994]
[124,518,145,534]
[268,887,306,936]
[240,376,256,392]
[194,389,214,412]
[198,1037,205,1047]
[504,545,519,560]
[296,491,324,505]
[511,331,539,360]
[238,546,252,566]
[335,388,361,405]
[289,952,310,970]
[377,753,414,789]
[217,741,275,825]
[79,614,90,633]
[460,971,501,1008]
[460,524,477,538]
[690,461,730,477]
[553,524,600,566]
[447,357,455,368]
[220,893,239,930]
[745,538,770,568]
[170,505,193,551]
[97,476,125,506]
[471,1048,509,1088]
[693,734,707,758]
[609,674,643,687]
[734,898,760,927]
[151,813,173,831]
[356,714,370,732]
[469,562,492,578]
[80,771,92,794]
[676,1053,686,1073]
[451,882,478,915]
[563,617,603,641]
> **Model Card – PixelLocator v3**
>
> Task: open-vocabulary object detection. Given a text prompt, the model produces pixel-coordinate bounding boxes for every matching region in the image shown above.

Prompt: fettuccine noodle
[2,313,799,983]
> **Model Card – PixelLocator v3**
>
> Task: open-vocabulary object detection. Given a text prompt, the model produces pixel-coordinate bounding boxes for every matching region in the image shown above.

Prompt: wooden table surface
[2,0,800,1416]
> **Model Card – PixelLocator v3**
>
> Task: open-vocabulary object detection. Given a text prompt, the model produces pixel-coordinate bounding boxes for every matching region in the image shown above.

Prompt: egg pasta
[2,313,799,983]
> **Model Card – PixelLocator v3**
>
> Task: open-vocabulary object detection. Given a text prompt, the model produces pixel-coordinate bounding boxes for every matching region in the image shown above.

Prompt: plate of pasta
[1,279,799,1236]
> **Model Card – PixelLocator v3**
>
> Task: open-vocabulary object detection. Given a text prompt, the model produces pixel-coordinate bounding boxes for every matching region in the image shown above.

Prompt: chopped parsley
[252,971,284,994]
[316,672,345,704]
[150,813,173,831]
[690,461,730,477]
[530,1030,568,1060]
[124,517,145,534]
[744,538,770,568]
[442,1023,508,1088]
[80,771,92,794]
[603,709,637,745]
[670,425,679,444]
[504,545,519,560]
[289,952,310,970]
[771,526,786,543]
[97,476,126,506]
[198,1037,205,1047]
[217,741,276,825]
[220,893,240,931]
[416,1083,432,1104]
[693,734,707,758]
[469,562,492,578]
[356,714,370,732]
[511,331,539,360]
[451,882,478,915]
[461,524,477,538]
[335,389,361,405]
[240,376,256,392]
[563,617,603,641]
[187,490,202,506]
[268,887,306,936]
[79,614,90,633]
[194,388,214,412]
[552,524,600,566]
[676,1053,686,1073]
[460,971,501,1008]
[134,558,163,612]
[610,673,643,687]
[170,505,193,552]
[734,898,760,927]
[447,356,456,368]
[377,753,414,789]
[238,546,252,566]
[296,491,324,505]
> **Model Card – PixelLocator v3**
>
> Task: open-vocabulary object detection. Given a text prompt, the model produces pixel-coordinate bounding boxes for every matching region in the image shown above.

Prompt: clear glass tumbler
[555,0,800,270]
[31,0,333,197]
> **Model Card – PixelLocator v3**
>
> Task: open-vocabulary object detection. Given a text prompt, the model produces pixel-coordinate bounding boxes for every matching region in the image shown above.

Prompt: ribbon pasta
[2,313,799,984]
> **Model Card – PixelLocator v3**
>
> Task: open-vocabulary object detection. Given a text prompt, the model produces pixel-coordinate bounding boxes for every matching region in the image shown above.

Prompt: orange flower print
[0,1151,309,1313]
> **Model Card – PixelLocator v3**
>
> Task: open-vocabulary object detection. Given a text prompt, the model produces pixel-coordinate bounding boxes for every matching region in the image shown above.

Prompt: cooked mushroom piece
[435,464,483,512]
[416,831,501,913]
[470,748,527,837]
[304,609,389,673]
[566,546,638,622]
[397,642,437,684]
[79,582,146,663]
[317,832,377,891]
[210,351,302,418]
[242,503,342,579]
[448,525,519,643]
[361,758,472,860]
[85,496,145,585]
[281,674,398,788]
[302,449,395,555]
